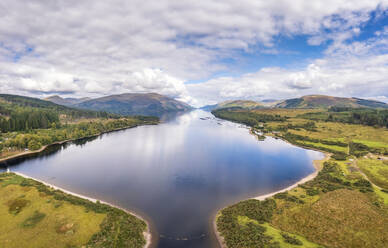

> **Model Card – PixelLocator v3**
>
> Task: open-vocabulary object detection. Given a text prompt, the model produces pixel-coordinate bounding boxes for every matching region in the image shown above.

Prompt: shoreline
[11,171,153,248]
[254,152,330,201]
[213,149,330,248]
[0,123,153,165]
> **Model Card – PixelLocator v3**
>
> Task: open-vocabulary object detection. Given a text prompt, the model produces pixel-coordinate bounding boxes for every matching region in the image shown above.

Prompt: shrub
[22,211,46,227]
[8,198,29,215]
[281,233,303,246]
[353,179,372,188]
[306,188,320,196]
[332,153,348,161]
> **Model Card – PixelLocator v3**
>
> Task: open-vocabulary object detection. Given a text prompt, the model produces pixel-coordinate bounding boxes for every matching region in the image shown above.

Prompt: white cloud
[0,0,387,105]
[189,34,388,106]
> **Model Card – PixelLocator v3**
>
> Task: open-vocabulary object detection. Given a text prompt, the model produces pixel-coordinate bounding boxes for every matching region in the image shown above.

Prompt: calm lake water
[1,110,322,248]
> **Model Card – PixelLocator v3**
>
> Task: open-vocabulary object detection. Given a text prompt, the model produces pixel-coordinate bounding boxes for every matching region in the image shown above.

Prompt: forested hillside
[0,94,116,132]
[0,94,158,160]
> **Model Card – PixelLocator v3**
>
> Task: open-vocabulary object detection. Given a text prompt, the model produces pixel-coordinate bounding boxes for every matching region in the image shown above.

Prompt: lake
[1,110,323,248]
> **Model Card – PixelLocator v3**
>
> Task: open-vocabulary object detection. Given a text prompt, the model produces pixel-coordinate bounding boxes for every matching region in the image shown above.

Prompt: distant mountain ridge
[73,93,192,117]
[201,100,265,111]
[202,95,388,111]
[275,95,388,109]
[0,93,116,122]
[44,95,91,106]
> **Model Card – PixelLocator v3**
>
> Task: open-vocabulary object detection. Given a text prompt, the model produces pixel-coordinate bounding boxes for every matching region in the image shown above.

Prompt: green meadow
[0,173,147,248]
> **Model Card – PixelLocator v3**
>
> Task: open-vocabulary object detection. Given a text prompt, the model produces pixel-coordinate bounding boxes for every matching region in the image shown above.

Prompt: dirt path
[352,159,382,190]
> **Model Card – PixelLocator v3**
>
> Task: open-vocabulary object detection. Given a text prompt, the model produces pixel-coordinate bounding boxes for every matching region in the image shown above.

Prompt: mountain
[44,95,91,106]
[0,94,115,118]
[74,93,193,117]
[275,95,388,109]
[201,100,265,111]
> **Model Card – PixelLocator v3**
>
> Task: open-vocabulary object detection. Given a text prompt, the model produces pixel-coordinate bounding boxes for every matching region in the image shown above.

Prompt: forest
[0,117,158,154]
[0,94,159,156]
[0,94,117,132]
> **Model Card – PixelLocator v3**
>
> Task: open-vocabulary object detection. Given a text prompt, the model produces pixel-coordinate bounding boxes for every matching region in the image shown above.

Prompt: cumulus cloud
[0,0,387,105]
[189,33,388,105]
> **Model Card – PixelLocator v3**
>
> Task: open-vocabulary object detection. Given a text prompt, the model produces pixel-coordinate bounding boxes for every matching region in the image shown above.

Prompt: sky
[1,0,388,107]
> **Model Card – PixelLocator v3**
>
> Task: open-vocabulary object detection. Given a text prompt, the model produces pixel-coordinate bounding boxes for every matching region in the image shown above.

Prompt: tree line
[0,117,157,153]
[300,107,388,128]
[0,109,59,132]
[0,94,119,132]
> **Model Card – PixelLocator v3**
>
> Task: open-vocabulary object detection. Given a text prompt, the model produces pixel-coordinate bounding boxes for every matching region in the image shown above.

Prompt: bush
[332,153,348,161]
[281,233,303,245]
[274,192,304,204]
[306,188,320,196]
[353,179,372,188]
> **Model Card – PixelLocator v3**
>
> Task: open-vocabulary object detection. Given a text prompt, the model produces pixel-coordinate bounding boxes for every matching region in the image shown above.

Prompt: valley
[1,93,388,248]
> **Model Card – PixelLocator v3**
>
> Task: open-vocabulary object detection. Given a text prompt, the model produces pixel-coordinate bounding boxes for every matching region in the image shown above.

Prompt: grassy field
[300,140,348,153]
[261,223,322,248]
[0,173,148,248]
[217,160,388,248]
[215,108,388,248]
[287,122,388,146]
[272,189,388,248]
[357,158,388,189]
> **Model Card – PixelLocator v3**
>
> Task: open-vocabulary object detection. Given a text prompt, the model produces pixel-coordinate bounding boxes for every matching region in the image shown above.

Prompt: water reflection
[5,110,322,248]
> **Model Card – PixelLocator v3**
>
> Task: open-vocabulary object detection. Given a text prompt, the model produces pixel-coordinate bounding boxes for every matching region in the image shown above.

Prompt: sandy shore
[213,152,330,248]
[254,153,329,201]
[11,171,152,248]
[0,144,52,163]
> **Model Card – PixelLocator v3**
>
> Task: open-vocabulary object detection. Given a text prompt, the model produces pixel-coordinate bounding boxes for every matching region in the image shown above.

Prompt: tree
[28,139,42,151]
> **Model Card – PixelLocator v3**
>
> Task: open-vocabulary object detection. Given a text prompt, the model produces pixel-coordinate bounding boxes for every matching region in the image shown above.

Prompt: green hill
[201,100,265,111]
[75,93,193,117]
[275,95,388,109]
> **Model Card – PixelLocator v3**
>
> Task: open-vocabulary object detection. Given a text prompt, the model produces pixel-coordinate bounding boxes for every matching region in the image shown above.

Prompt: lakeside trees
[0,117,157,153]
[0,94,159,155]
[212,108,388,156]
